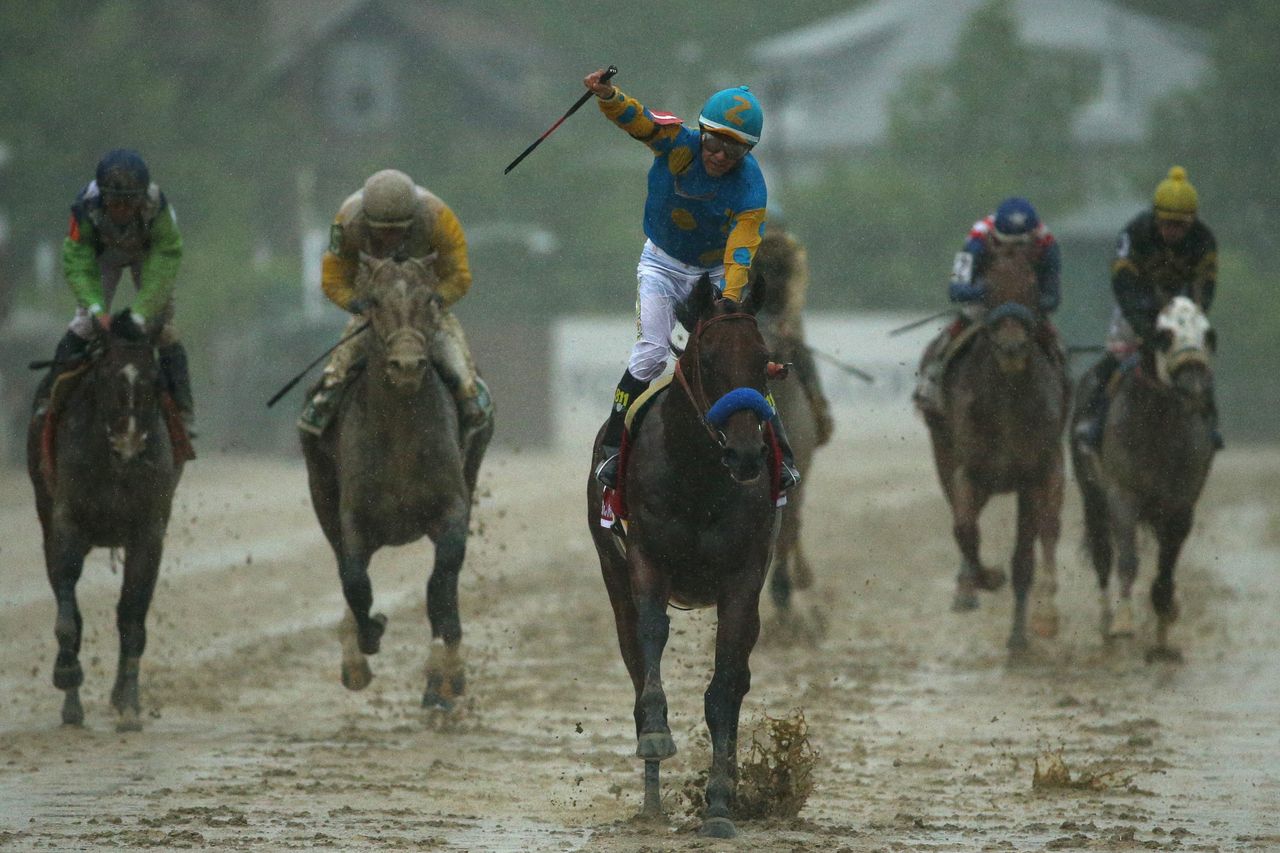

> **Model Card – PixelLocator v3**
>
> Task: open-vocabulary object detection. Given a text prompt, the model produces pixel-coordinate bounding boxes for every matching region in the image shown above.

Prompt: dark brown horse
[922,244,1069,652]
[27,316,187,730]
[1070,296,1216,662]
[587,274,778,839]
[301,255,492,708]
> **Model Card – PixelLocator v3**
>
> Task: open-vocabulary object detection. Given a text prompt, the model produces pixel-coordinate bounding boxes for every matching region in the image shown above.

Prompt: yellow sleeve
[722,208,768,301]
[597,87,684,155]
[321,216,359,310]
[431,205,472,307]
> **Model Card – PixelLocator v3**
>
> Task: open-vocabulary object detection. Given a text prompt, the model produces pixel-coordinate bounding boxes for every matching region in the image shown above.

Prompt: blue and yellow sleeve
[597,88,683,155]
[722,208,767,301]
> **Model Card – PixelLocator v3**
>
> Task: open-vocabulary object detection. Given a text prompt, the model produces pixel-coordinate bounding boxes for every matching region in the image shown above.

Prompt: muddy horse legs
[422,513,470,710]
[334,533,387,656]
[700,583,762,839]
[111,533,163,731]
[1007,488,1039,653]
[950,473,1005,611]
[1104,490,1140,638]
[47,532,89,726]
[1147,509,1192,663]
[1029,464,1064,639]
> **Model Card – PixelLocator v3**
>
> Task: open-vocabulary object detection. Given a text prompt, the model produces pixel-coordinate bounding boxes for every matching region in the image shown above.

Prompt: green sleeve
[134,205,183,321]
[62,219,106,312]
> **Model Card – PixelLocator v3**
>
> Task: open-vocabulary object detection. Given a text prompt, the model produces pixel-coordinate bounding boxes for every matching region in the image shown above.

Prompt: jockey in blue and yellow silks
[582,68,798,490]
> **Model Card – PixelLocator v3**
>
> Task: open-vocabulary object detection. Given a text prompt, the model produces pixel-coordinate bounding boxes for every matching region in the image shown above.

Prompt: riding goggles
[699,128,752,161]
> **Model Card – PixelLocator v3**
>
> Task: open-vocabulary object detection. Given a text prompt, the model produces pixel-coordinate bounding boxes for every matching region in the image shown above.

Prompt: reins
[672,311,761,447]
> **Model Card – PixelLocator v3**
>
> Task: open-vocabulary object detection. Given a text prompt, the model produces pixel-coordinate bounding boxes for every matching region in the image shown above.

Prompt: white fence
[551,311,944,451]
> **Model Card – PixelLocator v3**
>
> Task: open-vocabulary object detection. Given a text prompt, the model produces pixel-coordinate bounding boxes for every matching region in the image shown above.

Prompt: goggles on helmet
[700,128,751,161]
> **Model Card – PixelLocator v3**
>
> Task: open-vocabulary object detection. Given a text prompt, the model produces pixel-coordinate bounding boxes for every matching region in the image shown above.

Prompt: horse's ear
[677,273,717,331]
[358,251,385,273]
[742,273,767,316]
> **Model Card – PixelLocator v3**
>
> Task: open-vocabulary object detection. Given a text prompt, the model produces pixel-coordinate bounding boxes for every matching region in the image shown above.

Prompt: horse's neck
[657,364,727,482]
[359,353,448,438]
[985,255,1037,310]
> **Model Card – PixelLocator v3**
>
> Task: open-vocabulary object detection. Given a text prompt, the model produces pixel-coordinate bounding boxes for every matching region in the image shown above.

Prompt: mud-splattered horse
[921,245,1070,652]
[588,274,779,838]
[1071,296,1217,662]
[28,315,188,730]
[301,255,492,708]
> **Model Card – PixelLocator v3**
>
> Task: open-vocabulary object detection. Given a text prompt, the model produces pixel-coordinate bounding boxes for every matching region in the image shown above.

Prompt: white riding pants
[628,240,725,382]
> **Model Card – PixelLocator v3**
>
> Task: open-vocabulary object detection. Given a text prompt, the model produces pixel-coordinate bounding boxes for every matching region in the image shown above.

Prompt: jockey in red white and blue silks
[582,68,796,491]
[914,197,1061,414]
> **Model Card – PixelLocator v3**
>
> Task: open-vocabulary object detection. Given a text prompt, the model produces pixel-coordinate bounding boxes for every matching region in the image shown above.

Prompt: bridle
[672,310,766,448]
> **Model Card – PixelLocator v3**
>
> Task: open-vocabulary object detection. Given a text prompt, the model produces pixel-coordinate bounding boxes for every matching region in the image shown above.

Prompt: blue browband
[706,387,774,428]
[986,301,1037,328]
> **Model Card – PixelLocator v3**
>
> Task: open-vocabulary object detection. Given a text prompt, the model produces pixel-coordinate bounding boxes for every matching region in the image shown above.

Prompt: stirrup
[779,461,801,491]
[595,449,620,488]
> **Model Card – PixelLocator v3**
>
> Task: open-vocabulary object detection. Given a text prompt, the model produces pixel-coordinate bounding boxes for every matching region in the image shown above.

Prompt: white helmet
[362,169,417,228]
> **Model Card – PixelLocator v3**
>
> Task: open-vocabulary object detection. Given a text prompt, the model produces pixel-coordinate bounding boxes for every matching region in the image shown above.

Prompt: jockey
[39,148,191,428]
[1075,166,1221,450]
[914,196,1061,413]
[582,68,800,490]
[751,220,835,446]
[298,169,490,439]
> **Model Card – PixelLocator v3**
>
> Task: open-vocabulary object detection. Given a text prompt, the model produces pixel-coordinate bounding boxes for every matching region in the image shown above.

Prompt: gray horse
[300,255,492,708]
[1070,296,1216,662]
[27,319,187,730]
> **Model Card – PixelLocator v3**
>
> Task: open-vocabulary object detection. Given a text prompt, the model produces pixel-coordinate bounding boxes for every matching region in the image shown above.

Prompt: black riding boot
[595,369,650,488]
[34,331,90,414]
[1074,354,1118,451]
[158,343,196,433]
[768,410,801,491]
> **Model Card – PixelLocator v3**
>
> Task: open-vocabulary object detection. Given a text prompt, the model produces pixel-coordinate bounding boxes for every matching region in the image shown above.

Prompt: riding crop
[266,321,370,408]
[503,65,617,175]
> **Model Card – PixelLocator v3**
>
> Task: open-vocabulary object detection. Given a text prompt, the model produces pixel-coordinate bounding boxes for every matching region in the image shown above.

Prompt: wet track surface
[1,435,1277,850]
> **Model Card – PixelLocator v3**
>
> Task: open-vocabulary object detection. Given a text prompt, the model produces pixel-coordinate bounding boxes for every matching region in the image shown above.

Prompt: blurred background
[1,0,1276,461]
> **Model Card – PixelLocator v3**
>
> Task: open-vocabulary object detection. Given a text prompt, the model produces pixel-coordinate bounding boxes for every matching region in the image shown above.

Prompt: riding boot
[34,331,90,416]
[912,327,952,415]
[158,343,196,435]
[768,411,801,491]
[1074,354,1118,451]
[453,380,492,448]
[595,369,650,488]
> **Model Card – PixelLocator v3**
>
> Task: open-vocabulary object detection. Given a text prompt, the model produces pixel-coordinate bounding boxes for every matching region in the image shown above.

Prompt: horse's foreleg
[630,550,674,763]
[951,474,1002,611]
[1007,488,1038,653]
[424,515,468,710]
[700,580,763,839]
[1029,465,1064,640]
[1147,509,1192,664]
[335,535,385,656]
[112,534,163,732]
[1105,489,1140,639]
[46,533,89,726]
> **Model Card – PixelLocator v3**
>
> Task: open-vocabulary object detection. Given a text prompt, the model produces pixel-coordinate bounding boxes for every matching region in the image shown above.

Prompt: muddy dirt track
[1,432,1277,851]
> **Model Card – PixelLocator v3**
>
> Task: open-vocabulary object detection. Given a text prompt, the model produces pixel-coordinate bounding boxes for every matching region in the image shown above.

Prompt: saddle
[37,359,195,490]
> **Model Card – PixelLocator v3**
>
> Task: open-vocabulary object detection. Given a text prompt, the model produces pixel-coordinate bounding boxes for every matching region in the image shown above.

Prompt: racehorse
[749,239,824,618]
[921,243,1070,652]
[300,254,492,708]
[587,273,779,839]
[1070,296,1216,662]
[27,313,189,730]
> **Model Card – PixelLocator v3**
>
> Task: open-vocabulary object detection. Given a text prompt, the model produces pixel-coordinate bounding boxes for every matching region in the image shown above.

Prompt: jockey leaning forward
[39,148,192,430]
[1074,165,1222,451]
[298,168,492,443]
[582,67,799,490]
[914,196,1062,414]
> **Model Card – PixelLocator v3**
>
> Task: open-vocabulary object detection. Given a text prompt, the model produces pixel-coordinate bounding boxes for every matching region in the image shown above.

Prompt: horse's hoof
[341,658,373,691]
[421,689,455,712]
[636,732,677,761]
[1145,646,1184,665]
[951,589,979,612]
[53,662,84,690]
[699,817,737,839]
[358,613,388,655]
[115,709,143,733]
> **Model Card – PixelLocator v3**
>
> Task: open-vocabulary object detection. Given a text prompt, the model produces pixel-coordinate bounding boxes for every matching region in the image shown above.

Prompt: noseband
[673,311,772,448]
